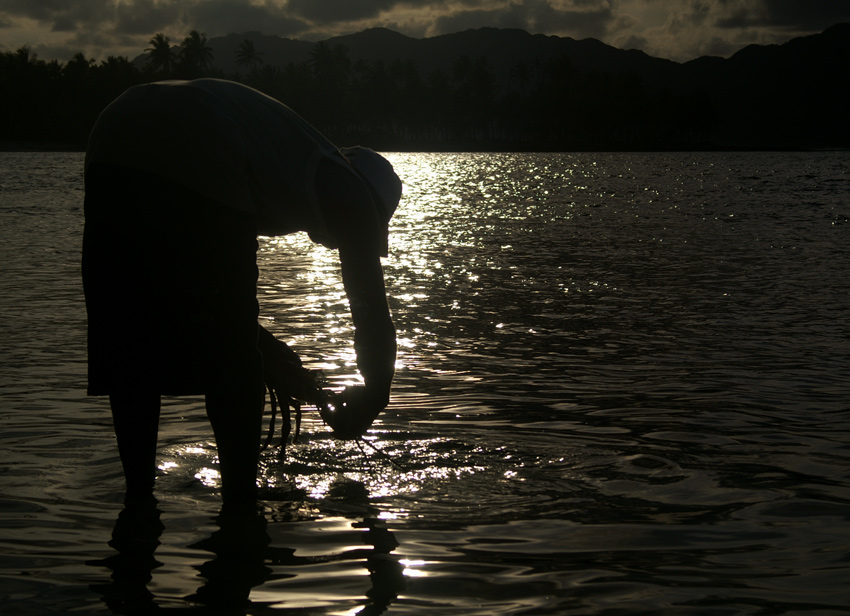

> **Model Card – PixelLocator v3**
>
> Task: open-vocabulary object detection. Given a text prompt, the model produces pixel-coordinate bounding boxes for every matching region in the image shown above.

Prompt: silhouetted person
[82,78,401,512]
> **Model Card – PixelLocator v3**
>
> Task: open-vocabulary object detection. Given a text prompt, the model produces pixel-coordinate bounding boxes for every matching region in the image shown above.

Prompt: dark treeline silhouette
[0,36,714,150]
[241,42,718,150]
[2,25,848,151]
[0,30,219,148]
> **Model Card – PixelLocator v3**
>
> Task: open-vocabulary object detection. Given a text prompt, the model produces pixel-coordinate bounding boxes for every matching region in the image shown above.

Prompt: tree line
[1,30,717,150]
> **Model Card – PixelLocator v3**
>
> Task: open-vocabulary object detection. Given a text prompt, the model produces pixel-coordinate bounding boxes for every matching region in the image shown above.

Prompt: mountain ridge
[186,24,848,147]
[6,23,847,148]
[202,25,681,84]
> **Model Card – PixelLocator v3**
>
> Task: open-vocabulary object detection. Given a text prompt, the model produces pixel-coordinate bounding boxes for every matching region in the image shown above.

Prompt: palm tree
[307,42,351,131]
[508,59,532,96]
[64,52,95,79]
[179,30,213,78]
[235,39,263,74]
[309,42,350,86]
[451,55,473,88]
[145,33,174,75]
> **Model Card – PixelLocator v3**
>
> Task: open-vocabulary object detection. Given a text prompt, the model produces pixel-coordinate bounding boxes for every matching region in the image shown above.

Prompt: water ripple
[2,152,849,614]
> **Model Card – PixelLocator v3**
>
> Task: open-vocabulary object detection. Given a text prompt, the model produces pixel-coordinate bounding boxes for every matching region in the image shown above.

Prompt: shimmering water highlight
[1,151,849,614]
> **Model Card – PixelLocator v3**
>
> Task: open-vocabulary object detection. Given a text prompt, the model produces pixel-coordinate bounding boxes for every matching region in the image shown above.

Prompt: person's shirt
[86,78,366,245]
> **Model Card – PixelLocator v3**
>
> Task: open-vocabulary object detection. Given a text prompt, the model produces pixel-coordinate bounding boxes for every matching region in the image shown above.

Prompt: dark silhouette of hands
[321,385,383,439]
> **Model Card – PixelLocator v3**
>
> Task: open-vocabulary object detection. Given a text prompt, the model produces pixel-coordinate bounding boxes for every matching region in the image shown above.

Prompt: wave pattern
[1,151,849,614]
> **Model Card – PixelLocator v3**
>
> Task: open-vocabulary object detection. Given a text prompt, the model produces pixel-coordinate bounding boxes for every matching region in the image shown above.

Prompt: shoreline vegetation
[3,26,848,152]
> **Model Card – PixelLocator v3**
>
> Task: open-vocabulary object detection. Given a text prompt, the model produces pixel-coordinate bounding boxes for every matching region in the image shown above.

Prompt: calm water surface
[1,151,849,614]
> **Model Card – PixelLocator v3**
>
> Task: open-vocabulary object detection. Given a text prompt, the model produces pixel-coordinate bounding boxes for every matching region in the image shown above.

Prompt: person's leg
[109,391,162,506]
[205,371,265,510]
[199,199,264,511]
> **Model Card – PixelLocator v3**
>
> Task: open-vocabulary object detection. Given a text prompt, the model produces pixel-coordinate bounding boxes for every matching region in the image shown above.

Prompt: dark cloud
[542,0,617,37]
[190,0,307,37]
[286,0,399,25]
[0,0,111,30]
[114,0,184,36]
[0,0,67,24]
[716,0,850,30]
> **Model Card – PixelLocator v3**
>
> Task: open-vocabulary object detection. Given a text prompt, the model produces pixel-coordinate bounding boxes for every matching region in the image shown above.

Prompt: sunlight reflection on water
[2,151,850,614]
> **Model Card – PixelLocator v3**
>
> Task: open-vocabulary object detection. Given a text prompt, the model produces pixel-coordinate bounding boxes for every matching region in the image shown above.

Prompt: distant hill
[187,24,848,148]
[5,24,846,149]
[677,23,850,146]
[201,26,680,88]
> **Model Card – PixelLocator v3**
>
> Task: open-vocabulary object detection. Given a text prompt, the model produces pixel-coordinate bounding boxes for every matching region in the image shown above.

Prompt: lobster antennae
[262,385,278,451]
[357,437,406,472]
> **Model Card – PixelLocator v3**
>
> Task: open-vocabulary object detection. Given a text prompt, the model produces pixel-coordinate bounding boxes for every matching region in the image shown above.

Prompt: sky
[2,0,849,64]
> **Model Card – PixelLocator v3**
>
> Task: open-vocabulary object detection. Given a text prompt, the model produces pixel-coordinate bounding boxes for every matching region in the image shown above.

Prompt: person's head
[340,147,402,253]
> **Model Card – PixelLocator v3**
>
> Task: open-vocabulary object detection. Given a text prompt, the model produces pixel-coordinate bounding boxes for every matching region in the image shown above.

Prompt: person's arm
[323,245,395,439]
[339,244,397,407]
[317,157,397,437]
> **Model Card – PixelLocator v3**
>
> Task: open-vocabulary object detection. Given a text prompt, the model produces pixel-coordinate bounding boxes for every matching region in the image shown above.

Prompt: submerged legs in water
[109,372,265,510]
[109,392,161,506]
[205,374,265,509]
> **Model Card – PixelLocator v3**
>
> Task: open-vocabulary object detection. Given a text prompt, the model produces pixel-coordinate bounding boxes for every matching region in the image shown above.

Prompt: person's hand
[320,385,383,440]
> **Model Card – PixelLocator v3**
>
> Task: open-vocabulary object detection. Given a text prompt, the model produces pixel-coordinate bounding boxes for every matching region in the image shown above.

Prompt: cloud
[629,2,742,60]
[190,0,307,37]
[287,0,400,24]
[715,0,850,30]
[0,0,846,63]
[0,0,112,32]
[114,0,184,36]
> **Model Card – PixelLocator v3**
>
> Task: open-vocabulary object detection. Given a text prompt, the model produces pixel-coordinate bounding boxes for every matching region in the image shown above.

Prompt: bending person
[82,78,401,510]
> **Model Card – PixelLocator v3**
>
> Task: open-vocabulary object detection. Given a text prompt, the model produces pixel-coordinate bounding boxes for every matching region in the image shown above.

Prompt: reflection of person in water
[91,503,405,614]
[82,78,401,511]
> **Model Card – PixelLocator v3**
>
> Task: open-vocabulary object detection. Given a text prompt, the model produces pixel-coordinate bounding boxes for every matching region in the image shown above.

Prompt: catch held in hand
[261,336,379,449]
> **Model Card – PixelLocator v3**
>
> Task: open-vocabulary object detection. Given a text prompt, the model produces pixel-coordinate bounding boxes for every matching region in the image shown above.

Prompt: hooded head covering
[340,147,402,225]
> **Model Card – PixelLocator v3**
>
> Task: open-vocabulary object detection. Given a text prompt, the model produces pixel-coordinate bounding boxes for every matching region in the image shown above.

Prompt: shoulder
[104,79,278,116]
[316,156,384,254]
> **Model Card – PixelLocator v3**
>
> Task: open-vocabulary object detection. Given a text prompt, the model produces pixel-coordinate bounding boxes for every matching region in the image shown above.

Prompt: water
[1,150,849,615]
